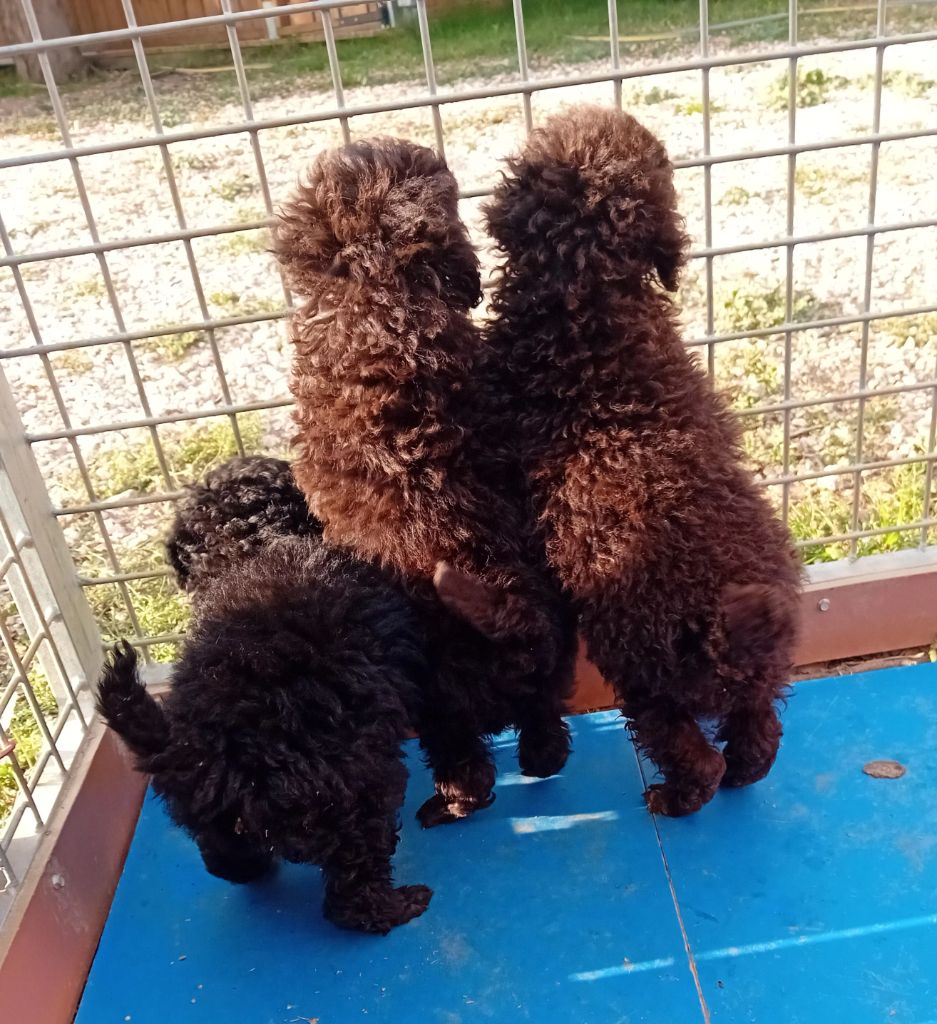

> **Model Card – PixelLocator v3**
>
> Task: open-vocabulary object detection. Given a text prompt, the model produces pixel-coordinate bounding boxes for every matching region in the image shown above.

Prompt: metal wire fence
[0,0,935,880]
[0,385,98,901]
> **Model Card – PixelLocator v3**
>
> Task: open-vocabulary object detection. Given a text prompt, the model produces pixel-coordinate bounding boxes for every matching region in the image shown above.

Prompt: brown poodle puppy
[483,106,802,817]
[275,137,577,827]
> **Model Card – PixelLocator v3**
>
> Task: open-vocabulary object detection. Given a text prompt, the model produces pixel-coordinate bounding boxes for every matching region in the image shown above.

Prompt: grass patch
[715,279,826,334]
[770,66,849,110]
[208,290,282,316]
[789,460,931,563]
[143,329,205,360]
[240,296,284,316]
[208,289,242,314]
[59,415,266,667]
[638,85,679,104]
[878,312,937,349]
[794,164,830,198]
[739,415,784,473]
[0,66,43,98]
[217,231,269,256]
[233,203,266,224]
[153,0,812,95]
[794,162,866,198]
[676,99,724,115]
[7,114,59,140]
[173,152,219,173]
[719,340,783,410]
[5,0,933,120]
[67,276,106,301]
[211,173,257,202]
[52,349,94,375]
[65,513,190,665]
[66,413,264,501]
[84,559,190,664]
[882,69,935,98]
[720,185,756,205]
[0,674,58,824]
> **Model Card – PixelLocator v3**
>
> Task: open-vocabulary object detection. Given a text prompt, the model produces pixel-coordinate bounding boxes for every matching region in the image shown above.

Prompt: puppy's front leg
[320,799,432,935]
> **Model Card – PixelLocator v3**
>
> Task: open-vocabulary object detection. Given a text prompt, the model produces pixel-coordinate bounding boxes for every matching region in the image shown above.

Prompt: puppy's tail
[274,137,481,308]
[485,105,689,297]
[95,641,170,765]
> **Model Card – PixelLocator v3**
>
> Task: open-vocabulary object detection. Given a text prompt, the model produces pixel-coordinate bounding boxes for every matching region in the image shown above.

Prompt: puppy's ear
[434,562,534,641]
[165,530,190,589]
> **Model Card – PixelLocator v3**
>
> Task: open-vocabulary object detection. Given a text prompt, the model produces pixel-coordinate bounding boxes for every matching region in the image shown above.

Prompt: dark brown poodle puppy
[483,106,802,817]
[96,457,432,934]
[274,137,577,827]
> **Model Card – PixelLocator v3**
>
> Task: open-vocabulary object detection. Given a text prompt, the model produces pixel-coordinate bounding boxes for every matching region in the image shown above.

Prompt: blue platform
[76,664,937,1024]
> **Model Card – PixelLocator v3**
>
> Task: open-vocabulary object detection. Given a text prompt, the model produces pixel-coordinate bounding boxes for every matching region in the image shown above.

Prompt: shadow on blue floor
[76,664,937,1024]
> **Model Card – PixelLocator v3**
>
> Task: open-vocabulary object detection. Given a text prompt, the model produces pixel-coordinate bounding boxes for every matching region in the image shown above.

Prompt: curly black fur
[166,455,322,595]
[97,457,431,934]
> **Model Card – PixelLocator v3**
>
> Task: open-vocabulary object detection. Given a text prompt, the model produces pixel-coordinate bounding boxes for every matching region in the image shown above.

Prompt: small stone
[863,759,906,779]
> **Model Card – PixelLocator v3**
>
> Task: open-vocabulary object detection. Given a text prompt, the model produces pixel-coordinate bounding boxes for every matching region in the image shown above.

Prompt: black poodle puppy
[165,454,322,595]
[96,457,432,934]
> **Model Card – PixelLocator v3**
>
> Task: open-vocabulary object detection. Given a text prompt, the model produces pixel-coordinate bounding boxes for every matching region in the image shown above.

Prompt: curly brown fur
[484,106,802,817]
[275,138,576,825]
[97,458,431,934]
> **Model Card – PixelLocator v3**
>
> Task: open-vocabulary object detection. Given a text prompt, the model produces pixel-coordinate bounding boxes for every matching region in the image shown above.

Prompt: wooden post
[0,0,86,84]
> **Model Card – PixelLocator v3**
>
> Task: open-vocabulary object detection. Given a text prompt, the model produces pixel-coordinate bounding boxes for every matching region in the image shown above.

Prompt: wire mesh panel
[0,364,99,908]
[0,0,935,679]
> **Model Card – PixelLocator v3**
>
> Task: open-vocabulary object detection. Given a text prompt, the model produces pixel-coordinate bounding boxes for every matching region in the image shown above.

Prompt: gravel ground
[1,34,936,560]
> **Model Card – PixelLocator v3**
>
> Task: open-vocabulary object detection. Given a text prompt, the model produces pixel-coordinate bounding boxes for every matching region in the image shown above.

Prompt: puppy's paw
[644,770,725,818]
[516,716,569,778]
[644,783,702,817]
[324,883,433,935]
[416,791,495,829]
[394,884,433,922]
[518,721,571,778]
[720,753,775,789]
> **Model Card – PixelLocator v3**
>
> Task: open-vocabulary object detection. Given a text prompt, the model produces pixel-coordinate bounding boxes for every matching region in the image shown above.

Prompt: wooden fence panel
[0,1,387,51]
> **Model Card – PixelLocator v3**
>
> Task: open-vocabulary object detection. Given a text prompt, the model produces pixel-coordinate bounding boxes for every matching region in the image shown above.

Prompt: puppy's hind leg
[717,582,795,788]
[516,618,577,779]
[517,709,571,779]
[719,697,782,788]
[628,695,726,817]
[417,725,496,829]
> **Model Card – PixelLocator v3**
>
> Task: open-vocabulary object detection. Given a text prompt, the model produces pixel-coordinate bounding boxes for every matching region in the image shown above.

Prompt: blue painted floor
[76,664,937,1024]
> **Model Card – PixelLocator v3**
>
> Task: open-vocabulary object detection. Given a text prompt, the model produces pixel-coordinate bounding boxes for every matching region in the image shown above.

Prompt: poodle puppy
[274,137,577,828]
[164,454,321,594]
[96,456,432,934]
[483,106,802,817]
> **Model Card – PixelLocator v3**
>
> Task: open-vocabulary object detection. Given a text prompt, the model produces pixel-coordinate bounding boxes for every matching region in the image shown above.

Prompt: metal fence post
[0,364,102,700]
